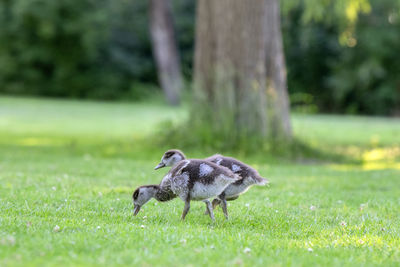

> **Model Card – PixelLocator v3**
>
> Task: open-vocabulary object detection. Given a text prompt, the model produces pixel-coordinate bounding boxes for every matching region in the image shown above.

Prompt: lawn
[0,96,399,267]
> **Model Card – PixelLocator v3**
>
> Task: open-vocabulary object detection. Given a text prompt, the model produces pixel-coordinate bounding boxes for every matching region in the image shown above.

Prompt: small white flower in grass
[180,239,186,244]
[65,199,68,202]
[116,198,120,201]
[245,203,250,207]
[110,207,114,211]
[143,216,147,220]
[97,226,101,229]
[140,225,146,229]
[275,210,279,213]
[26,221,32,228]
[82,219,86,222]
[243,247,251,254]
[358,239,365,245]
[52,186,57,191]
[308,248,313,252]
[210,245,215,249]
[340,221,347,227]
[98,192,103,197]
[310,205,317,211]
[53,225,60,232]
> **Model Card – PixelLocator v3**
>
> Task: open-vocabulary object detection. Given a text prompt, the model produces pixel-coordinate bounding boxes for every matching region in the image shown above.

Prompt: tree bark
[193,0,291,141]
[149,0,182,106]
[265,0,292,138]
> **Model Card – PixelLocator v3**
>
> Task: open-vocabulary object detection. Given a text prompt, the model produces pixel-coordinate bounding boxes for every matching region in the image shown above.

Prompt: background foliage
[0,0,399,115]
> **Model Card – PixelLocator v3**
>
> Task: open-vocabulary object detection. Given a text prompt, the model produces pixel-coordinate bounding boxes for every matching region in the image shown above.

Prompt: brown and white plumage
[154,149,268,219]
[133,158,239,221]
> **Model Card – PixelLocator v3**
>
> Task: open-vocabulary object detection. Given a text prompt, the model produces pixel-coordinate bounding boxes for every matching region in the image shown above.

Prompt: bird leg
[204,200,215,221]
[181,200,190,220]
[212,198,221,209]
[204,198,221,215]
[219,196,229,220]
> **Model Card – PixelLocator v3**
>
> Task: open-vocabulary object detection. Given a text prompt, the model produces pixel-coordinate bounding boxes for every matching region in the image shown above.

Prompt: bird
[133,158,239,221]
[154,149,268,219]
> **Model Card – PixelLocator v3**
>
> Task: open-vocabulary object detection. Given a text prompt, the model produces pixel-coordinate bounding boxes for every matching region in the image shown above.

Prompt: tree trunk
[193,0,291,143]
[149,0,182,106]
[265,0,292,138]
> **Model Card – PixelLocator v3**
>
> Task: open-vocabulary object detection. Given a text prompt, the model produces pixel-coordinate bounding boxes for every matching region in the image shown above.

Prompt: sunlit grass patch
[290,227,397,250]
[329,162,400,171]
[16,137,67,147]
[329,146,400,171]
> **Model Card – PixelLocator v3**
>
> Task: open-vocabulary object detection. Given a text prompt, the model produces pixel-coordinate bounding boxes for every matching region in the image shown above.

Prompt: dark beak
[154,162,165,170]
[133,204,141,216]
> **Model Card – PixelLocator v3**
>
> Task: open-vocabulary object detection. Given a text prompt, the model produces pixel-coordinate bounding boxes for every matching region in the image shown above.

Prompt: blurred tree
[282,0,400,115]
[0,0,399,115]
[0,0,159,100]
[149,0,183,105]
[192,0,291,145]
[326,0,400,114]
[265,0,292,137]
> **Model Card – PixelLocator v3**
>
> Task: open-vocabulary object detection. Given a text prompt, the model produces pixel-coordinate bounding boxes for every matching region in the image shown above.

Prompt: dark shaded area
[284,0,400,115]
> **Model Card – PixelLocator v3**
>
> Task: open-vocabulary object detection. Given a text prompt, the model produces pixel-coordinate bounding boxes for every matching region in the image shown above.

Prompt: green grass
[1,96,399,266]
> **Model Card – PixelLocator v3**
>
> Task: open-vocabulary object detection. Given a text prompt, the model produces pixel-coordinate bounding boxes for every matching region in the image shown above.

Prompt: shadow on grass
[0,130,362,166]
[150,120,361,165]
[4,119,398,167]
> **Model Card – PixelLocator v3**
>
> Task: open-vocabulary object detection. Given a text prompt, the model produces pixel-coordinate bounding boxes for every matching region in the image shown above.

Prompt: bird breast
[190,174,234,200]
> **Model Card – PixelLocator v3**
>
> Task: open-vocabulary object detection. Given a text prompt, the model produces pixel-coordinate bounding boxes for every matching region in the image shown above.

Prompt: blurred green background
[0,0,399,115]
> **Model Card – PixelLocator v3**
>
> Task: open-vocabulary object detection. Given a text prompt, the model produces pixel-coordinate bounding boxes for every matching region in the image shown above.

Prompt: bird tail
[255,175,269,186]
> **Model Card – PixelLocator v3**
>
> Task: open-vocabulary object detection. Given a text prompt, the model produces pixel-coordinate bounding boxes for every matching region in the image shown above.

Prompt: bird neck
[154,186,176,202]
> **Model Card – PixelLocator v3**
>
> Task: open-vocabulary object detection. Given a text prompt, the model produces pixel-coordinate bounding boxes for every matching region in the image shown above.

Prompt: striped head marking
[154,149,186,170]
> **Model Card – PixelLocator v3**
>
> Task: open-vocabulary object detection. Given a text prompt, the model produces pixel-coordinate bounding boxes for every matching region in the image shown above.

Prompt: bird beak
[154,162,165,170]
[133,204,141,216]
